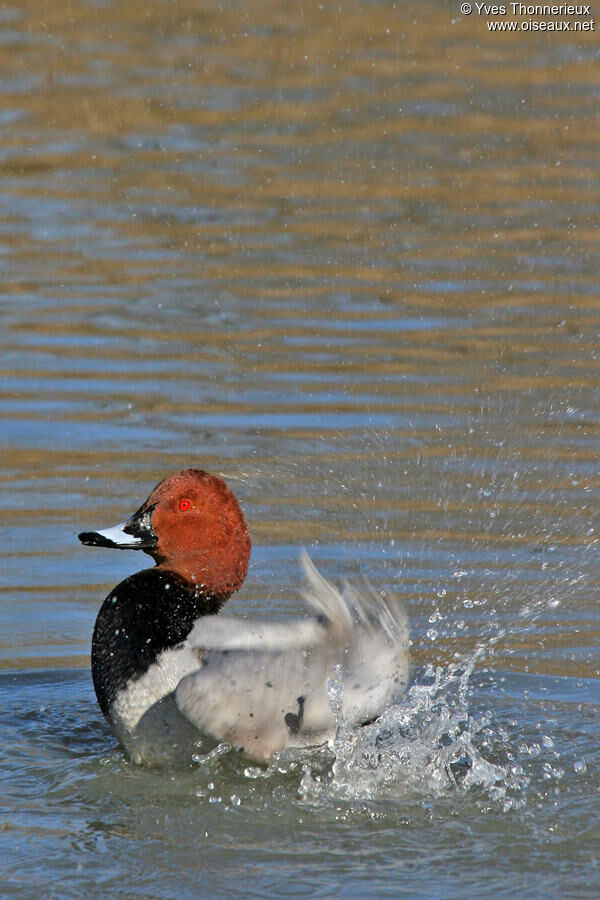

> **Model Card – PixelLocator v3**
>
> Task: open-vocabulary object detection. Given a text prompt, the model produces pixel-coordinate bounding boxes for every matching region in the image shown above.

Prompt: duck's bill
[79,504,157,550]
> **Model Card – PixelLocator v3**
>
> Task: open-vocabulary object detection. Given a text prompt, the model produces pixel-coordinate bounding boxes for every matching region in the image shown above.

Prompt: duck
[78,468,409,766]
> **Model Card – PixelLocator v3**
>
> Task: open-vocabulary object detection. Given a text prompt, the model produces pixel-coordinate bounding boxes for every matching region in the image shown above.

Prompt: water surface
[1,1,599,897]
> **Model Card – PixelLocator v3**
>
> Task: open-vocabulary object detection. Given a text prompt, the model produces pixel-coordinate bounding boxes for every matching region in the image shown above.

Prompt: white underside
[110,642,205,766]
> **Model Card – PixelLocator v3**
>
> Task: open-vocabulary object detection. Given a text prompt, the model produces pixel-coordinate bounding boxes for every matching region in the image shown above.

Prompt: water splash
[294,648,533,811]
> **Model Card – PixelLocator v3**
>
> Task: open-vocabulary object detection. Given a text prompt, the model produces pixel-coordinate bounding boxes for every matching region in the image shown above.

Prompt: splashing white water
[294,650,530,811]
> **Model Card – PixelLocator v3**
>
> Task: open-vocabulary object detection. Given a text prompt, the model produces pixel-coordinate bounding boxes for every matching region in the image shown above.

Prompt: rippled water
[1,0,599,897]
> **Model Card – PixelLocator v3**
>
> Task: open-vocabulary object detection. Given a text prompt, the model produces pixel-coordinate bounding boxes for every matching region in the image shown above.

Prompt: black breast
[91,567,221,718]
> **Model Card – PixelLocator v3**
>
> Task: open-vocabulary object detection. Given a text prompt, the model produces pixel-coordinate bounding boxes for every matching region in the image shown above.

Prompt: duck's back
[175,554,409,760]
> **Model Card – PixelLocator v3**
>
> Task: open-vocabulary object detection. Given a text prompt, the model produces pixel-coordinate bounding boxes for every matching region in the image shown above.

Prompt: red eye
[179,499,192,512]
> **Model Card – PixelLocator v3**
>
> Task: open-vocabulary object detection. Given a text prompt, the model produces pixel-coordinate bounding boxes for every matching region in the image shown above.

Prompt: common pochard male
[79,468,409,765]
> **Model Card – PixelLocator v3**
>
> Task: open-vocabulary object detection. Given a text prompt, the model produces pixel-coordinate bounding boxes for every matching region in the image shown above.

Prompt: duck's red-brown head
[79,468,251,598]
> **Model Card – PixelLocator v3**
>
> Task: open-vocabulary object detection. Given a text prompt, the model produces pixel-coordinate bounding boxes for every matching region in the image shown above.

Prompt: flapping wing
[185,549,355,653]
